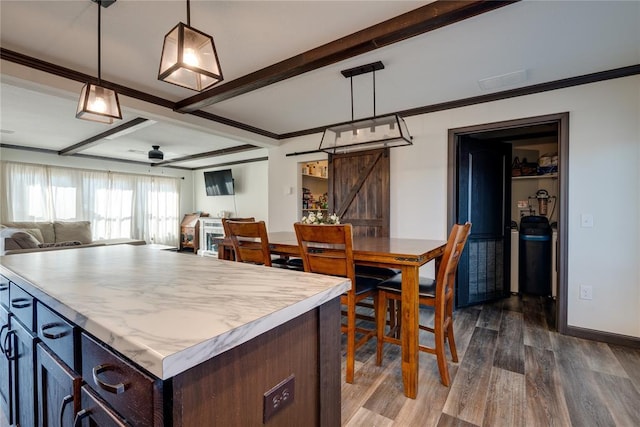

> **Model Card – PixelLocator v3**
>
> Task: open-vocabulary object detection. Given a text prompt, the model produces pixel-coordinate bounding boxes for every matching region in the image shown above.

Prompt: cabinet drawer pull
[0,284,7,292]
[73,409,88,427]
[92,364,126,395]
[11,297,31,309]
[60,394,73,427]
[40,322,69,340]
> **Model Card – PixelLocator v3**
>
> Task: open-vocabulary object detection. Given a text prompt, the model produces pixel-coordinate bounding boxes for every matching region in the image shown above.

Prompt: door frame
[447,112,569,333]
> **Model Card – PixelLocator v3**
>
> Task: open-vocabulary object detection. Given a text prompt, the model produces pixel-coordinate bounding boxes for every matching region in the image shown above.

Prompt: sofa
[0,221,146,255]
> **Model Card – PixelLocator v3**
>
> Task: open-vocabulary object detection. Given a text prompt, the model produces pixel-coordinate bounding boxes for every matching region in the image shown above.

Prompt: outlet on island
[263,374,295,423]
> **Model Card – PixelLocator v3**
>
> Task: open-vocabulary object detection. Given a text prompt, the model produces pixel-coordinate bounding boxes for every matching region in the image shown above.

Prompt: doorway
[448,113,569,332]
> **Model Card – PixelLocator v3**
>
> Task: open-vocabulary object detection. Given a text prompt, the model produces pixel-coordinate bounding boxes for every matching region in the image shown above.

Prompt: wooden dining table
[217,231,447,399]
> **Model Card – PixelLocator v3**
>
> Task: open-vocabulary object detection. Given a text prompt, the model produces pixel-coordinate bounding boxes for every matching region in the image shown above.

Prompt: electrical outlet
[579,285,593,300]
[263,374,295,423]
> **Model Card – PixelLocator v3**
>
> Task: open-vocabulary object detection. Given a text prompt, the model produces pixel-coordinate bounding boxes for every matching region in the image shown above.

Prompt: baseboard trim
[565,325,640,349]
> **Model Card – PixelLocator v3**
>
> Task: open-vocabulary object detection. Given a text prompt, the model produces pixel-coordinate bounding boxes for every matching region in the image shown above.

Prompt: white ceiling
[1,0,638,169]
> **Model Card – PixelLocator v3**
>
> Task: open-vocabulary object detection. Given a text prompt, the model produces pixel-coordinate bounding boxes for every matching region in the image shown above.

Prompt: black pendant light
[319,61,412,155]
[76,0,122,124]
[158,0,223,91]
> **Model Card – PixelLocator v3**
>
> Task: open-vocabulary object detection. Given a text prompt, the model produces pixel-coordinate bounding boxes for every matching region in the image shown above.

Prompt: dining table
[217,231,447,399]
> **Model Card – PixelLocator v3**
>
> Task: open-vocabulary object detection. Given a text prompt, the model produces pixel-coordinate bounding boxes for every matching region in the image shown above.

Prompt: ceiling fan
[148,145,164,161]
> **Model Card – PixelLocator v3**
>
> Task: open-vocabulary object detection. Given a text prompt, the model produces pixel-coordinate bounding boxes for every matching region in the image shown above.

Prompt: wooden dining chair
[293,222,380,384]
[222,219,272,266]
[375,222,471,386]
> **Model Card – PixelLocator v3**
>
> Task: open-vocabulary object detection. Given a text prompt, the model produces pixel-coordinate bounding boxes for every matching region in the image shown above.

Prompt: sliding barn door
[329,148,390,237]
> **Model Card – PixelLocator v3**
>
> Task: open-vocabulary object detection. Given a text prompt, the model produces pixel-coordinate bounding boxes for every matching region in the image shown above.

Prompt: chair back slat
[293,223,355,283]
[435,222,472,307]
[223,220,272,266]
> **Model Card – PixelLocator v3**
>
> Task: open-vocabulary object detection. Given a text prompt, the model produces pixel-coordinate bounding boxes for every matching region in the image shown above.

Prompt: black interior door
[456,136,511,307]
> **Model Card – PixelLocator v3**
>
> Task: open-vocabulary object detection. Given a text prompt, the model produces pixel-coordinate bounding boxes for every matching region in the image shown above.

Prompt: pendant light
[319,61,412,155]
[158,0,223,91]
[76,0,122,124]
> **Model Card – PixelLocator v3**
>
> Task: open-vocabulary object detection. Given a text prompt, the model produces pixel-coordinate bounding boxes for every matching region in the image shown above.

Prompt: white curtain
[0,161,180,245]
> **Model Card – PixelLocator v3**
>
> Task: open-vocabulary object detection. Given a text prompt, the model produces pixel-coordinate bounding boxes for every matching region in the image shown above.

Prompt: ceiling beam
[174,0,519,112]
[151,144,260,167]
[59,117,149,155]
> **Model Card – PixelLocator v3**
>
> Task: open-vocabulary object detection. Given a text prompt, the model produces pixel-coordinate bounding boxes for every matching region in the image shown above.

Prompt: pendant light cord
[373,69,376,118]
[97,0,102,83]
[186,0,191,26]
[350,76,354,122]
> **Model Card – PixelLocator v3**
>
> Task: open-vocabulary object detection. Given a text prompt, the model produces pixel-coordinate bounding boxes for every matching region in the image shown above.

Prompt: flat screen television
[204,169,234,196]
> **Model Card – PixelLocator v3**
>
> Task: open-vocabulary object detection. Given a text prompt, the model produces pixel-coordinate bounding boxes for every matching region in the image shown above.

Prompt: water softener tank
[518,216,552,296]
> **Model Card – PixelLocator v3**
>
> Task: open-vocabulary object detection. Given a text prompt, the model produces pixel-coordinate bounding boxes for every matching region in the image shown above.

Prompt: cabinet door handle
[3,330,16,361]
[0,324,8,353]
[0,284,8,292]
[11,297,31,309]
[92,364,126,394]
[40,322,68,340]
[60,394,73,427]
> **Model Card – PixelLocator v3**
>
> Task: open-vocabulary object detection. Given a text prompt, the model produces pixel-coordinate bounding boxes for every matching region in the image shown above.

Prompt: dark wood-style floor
[341,295,640,426]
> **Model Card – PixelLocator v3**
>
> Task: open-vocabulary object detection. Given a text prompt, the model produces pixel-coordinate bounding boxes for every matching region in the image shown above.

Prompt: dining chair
[293,222,381,384]
[222,219,272,266]
[375,222,472,386]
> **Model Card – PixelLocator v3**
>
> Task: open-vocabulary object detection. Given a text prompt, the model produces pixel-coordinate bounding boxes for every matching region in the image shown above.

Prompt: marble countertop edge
[161,281,349,379]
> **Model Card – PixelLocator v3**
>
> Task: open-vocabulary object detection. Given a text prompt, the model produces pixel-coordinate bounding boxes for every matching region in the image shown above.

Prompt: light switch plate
[581,214,594,228]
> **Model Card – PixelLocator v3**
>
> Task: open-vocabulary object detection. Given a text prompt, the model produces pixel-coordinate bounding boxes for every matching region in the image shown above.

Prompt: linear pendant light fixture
[76,0,122,124]
[158,0,223,91]
[319,61,412,155]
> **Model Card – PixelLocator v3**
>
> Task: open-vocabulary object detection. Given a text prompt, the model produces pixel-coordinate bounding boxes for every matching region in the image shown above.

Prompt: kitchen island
[0,245,349,426]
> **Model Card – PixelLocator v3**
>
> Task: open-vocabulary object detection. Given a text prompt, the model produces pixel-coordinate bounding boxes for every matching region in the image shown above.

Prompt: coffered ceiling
[1,1,638,169]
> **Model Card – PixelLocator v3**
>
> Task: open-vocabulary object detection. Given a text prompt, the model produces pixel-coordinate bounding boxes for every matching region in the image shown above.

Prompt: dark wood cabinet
[75,386,130,426]
[7,315,37,427]
[81,333,163,427]
[36,343,81,427]
[0,305,12,425]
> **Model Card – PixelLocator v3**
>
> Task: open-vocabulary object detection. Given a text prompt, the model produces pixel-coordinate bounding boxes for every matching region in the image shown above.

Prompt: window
[0,161,181,245]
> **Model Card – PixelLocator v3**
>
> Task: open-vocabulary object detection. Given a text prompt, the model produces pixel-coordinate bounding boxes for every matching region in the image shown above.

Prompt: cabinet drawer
[9,282,34,331]
[81,333,162,427]
[37,302,78,370]
[0,276,9,309]
[76,385,131,426]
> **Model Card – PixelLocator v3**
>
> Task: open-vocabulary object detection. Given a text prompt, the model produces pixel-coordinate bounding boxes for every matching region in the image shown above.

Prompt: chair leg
[434,324,450,386]
[346,293,356,383]
[447,321,458,363]
[375,291,386,366]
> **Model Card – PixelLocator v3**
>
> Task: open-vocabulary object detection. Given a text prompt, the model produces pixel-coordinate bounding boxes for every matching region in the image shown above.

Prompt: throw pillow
[24,228,45,244]
[54,221,92,244]
[8,231,41,249]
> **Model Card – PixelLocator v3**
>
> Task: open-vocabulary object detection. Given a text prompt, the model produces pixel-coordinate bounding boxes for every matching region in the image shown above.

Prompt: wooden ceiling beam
[151,144,260,167]
[174,0,518,113]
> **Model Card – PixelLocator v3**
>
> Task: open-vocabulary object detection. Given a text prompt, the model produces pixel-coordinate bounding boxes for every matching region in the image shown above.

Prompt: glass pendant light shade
[76,0,121,125]
[319,61,412,155]
[319,114,412,154]
[76,83,122,124]
[158,22,223,91]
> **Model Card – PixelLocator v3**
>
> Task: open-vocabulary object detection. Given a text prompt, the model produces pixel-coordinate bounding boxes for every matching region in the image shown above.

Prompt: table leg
[400,265,420,398]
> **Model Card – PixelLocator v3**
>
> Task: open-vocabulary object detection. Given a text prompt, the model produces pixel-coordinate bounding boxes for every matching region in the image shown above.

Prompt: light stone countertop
[0,245,350,380]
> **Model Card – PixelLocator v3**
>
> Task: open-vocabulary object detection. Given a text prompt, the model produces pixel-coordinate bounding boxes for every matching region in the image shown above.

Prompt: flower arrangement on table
[301,211,340,225]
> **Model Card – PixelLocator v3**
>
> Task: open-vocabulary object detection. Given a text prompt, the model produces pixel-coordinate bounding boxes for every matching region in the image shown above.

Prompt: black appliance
[519,215,552,296]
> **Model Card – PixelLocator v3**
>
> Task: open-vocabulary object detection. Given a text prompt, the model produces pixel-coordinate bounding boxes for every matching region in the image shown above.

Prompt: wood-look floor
[341,294,640,426]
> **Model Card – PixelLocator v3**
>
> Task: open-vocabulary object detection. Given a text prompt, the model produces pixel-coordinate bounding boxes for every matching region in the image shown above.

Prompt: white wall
[193,161,269,222]
[268,75,640,338]
[0,147,194,219]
